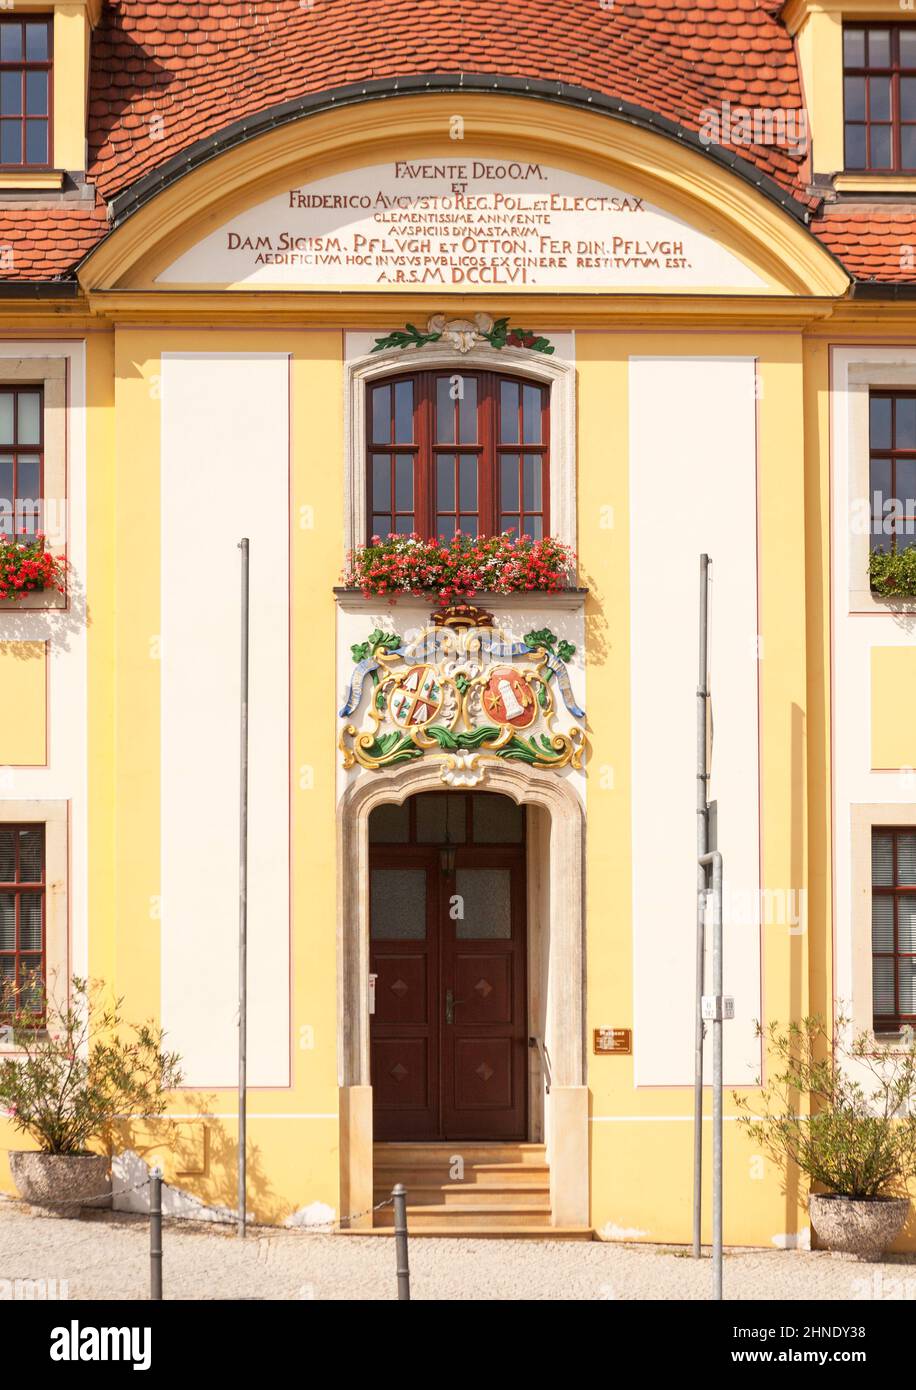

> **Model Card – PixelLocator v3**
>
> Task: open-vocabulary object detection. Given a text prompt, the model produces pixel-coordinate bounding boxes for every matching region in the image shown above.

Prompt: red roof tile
[82,1,804,205]
[809,210,916,283]
[0,0,907,286]
[0,204,108,279]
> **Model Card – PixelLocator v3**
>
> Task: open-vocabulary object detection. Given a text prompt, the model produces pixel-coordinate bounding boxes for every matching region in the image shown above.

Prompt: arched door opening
[369,790,528,1141]
[337,760,586,1229]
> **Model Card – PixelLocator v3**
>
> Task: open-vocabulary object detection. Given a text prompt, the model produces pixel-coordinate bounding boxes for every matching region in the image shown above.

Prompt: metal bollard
[150,1167,163,1301]
[392,1183,410,1301]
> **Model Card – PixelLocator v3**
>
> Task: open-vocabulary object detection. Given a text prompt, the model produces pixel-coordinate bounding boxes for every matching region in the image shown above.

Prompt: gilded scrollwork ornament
[339,605,586,780]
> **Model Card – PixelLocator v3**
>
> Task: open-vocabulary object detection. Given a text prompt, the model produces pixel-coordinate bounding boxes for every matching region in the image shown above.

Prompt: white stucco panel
[157,158,766,291]
[629,356,761,1087]
[161,353,290,1088]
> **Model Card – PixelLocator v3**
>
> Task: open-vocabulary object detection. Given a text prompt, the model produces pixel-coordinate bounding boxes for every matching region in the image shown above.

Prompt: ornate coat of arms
[339,605,586,784]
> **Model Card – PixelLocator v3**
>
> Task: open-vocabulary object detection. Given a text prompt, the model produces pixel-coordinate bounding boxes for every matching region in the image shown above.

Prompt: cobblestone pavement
[2,1199,915,1301]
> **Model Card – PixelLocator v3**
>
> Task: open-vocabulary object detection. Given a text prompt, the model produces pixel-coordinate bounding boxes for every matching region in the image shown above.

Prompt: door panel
[369,793,527,1141]
[370,854,439,1139]
[452,952,514,1025]
[442,855,527,1139]
[371,1038,432,1117]
[371,952,429,1026]
[453,1037,514,1110]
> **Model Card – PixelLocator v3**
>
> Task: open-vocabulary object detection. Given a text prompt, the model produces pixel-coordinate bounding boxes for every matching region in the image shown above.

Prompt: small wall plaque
[594,1027,632,1055]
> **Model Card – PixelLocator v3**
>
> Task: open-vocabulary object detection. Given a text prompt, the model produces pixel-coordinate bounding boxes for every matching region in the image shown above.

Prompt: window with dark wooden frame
[869,391,916,554]
[0,824,45,1019]
[871,827,916,1029]
[368,790,525,847]
[0,16,51,169]
[0,385,43,540]
[843,24,916,171]
[367,371,549,541]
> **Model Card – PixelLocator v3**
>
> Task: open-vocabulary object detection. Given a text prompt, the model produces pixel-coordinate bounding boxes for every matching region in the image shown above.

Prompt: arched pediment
[79,88,849,298]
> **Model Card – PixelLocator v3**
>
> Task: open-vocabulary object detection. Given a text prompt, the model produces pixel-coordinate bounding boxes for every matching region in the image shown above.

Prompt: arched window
[367,370,549,541]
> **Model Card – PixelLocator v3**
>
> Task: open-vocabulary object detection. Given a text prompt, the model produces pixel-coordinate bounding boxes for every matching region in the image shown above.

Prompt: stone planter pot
[809,1193,909,1261]
[8,1151,111,1216]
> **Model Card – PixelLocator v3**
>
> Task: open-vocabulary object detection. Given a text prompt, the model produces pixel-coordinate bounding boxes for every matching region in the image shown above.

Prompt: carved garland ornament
[339,605,586,784]
[372,313,554,355]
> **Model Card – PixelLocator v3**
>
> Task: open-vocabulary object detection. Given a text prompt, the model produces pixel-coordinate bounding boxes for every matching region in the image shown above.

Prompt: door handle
[445,989,465,1025]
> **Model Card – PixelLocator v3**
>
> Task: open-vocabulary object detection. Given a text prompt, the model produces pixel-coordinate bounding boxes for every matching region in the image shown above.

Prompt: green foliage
[0,977,183,1156]
[371,323,442,352]
[524,629,576,665]
[351,630,402,685]
[734,1015,916,1199]
[371,317,554,356]
[350,629,401,663]
[500,733,561,765]
[483,317,555,355]
[425,725,501,750]
[869,547,916,598]
[360,731,424,765]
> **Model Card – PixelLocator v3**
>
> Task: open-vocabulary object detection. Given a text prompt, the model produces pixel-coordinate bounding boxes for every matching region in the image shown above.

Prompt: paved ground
[4,1198,916,1300]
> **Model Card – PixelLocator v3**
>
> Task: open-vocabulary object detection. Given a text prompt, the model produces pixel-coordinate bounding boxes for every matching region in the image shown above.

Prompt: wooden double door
[369,792,528,1141]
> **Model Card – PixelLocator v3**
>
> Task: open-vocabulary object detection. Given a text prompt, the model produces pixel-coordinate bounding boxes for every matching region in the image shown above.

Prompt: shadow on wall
[0,568,90,656]
[111,1109,285,1229]
[784,701,805,1243]
[579,563,609,669]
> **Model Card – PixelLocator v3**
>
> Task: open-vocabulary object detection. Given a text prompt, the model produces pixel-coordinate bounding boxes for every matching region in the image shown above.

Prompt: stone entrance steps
[353,1141,592,1240]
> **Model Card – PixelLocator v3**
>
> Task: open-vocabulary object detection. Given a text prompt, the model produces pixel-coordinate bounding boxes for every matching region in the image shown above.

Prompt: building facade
[2,0,916,1245]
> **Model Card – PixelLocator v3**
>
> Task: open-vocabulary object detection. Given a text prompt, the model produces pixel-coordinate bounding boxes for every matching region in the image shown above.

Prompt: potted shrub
[735,1015,916,1260]
[341,530,578,601]
[0,975,182,1214]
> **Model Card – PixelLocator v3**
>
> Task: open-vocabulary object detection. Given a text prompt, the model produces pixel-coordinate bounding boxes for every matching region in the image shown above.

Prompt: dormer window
[0,16,51,169]
[843,24,916,172]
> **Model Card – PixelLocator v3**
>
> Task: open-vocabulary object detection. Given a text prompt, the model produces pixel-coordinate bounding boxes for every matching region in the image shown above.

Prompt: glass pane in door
[455,868,511,939]
[370,868,427,939]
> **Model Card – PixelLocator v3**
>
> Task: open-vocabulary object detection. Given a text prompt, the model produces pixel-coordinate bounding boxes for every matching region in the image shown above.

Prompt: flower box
[0,534,66,603]
[341,531,577,601]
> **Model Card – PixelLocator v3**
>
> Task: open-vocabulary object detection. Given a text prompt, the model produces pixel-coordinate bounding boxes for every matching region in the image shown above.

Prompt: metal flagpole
[237,538,250,1239]
[693,554,710,1259]
[699,849,724,1299]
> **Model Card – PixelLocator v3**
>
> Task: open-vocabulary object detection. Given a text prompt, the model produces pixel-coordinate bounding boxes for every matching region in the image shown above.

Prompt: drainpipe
[692,555,710,1259]
[699,849,725,1302]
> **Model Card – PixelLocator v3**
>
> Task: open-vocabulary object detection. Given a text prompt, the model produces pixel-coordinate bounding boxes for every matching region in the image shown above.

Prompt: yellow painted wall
[871,647,916,769]
[0,642,46,765]
[52,6,90,173]
[99,328,344,1223]
[576,331,811,1246]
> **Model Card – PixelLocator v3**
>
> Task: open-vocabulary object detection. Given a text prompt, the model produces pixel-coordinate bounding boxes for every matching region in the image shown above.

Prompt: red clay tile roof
[0,204,108,279]
[809,210,916,284]
[0,0,906,286]
[87,0,809,204]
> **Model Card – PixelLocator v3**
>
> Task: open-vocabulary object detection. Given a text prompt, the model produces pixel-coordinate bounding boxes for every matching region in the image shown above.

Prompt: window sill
[834,173,916,194]
[0,589,66,611]
[0,170,64,191]
[869,1030,915,1054]
[333,585,589,613]
[0,1028,49,1055]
